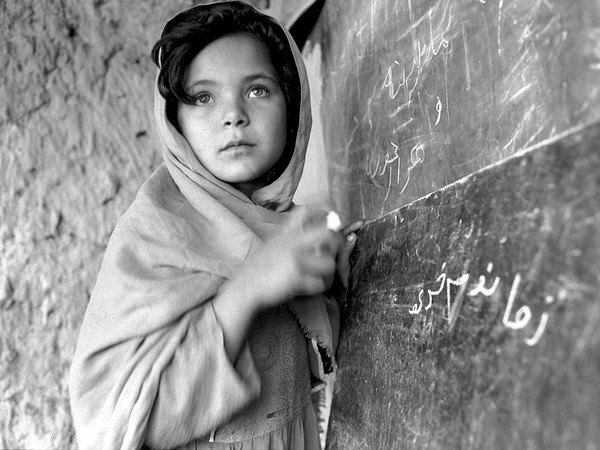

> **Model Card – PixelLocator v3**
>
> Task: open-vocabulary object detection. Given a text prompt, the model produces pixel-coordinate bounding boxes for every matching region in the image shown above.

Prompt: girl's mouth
[222,140,254,151]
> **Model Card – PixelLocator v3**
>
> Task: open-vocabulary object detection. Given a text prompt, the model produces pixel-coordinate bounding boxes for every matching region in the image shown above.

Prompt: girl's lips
[222,140,254,151]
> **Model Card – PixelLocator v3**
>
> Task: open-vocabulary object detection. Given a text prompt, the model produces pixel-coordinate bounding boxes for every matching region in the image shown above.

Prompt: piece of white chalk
[326,211,342,232]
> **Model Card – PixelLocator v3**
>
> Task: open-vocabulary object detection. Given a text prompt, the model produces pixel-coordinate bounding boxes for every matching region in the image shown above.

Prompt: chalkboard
[314,0,600,221]
[327,123,600,449]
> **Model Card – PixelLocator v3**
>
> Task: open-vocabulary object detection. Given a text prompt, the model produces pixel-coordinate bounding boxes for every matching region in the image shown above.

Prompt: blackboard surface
[328,123,600,450]
[315,0,600,221]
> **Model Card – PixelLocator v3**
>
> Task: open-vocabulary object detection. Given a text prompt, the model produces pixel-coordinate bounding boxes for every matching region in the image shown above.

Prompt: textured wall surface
[1,2,175,446]
[0,1,309,447]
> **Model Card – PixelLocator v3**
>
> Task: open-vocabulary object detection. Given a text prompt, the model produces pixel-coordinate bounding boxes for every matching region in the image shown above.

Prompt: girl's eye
[248,86,269,98]
[193,93,213,105]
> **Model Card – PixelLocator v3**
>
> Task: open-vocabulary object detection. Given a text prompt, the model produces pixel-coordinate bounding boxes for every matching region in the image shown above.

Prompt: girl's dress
[68,3,338,450]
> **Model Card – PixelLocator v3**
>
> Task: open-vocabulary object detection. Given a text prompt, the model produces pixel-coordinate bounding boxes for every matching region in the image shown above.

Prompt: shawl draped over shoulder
[68,3,338,449]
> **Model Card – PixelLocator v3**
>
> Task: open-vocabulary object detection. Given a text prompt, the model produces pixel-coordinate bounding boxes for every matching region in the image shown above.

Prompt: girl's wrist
[231,267,293,309]
[219,276,263,315]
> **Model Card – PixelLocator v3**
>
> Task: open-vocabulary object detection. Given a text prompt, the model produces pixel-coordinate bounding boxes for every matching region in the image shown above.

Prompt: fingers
[296,254,337,293]
[335,220,363,291]
[336,220,363,263]
[298,250,336,274]
[339,231,358,259]
[299,226,344,258]
[280,209,364,296]
[340,220,364,237]
[288,206,328,231]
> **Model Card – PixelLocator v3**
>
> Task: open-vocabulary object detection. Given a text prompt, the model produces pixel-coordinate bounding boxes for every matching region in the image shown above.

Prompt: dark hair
[151,1,301,179]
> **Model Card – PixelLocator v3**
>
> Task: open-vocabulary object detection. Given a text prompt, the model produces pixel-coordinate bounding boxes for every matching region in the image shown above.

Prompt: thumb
[336,232,358,290]
[341,232,358,259]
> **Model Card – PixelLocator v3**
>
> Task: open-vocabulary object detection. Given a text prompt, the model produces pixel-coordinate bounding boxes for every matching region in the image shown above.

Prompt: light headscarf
[69,2,336,449]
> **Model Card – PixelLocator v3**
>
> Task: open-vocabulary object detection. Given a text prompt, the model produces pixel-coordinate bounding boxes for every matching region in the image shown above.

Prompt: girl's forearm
[211,279,262,363]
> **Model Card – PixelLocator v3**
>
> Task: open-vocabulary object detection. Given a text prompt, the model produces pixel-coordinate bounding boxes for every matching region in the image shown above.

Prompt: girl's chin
[226,175,268,196]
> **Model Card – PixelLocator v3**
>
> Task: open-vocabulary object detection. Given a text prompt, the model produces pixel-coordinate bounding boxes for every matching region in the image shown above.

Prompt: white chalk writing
[362,0,453,202]
[410,263,551,346]
[366,141,425,197]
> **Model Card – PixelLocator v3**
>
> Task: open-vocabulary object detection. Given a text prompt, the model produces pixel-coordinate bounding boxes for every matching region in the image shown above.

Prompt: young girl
[69,2,361,449]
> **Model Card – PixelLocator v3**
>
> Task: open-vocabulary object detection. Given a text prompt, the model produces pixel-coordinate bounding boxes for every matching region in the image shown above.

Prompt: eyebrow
[187,72,279,89]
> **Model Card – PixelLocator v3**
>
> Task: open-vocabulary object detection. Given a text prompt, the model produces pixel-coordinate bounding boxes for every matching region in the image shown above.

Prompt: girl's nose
[222,99,249,127]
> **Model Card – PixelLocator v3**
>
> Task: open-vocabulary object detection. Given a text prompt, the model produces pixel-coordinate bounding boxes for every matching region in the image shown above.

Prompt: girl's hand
[212,211,362,363]
[233,207,346,310]
[335,220,364,291]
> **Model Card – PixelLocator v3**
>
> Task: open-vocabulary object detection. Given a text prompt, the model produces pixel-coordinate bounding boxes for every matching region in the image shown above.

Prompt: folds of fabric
[68,3,337,450]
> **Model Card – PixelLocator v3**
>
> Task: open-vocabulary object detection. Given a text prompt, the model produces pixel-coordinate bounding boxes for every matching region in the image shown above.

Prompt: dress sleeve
[69,205,262,450]
[143,300,261,449]
[70,293,261,450]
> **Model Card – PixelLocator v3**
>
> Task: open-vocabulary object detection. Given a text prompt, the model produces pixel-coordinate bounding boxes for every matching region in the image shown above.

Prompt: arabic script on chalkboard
[409,262,553,346]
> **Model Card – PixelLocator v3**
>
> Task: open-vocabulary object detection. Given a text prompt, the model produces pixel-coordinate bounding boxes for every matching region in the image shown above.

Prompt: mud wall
[1,0,308,447]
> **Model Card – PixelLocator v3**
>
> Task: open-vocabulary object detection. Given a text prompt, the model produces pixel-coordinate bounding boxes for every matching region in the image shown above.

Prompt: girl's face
[177,32,288,197]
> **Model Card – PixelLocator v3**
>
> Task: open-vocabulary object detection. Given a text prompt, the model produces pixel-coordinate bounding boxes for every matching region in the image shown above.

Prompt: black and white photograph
[1,0,599,449]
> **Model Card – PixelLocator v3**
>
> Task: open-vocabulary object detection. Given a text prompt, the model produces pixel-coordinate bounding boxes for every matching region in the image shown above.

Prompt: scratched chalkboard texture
[315,0,600,221]
[327,123,600,450]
